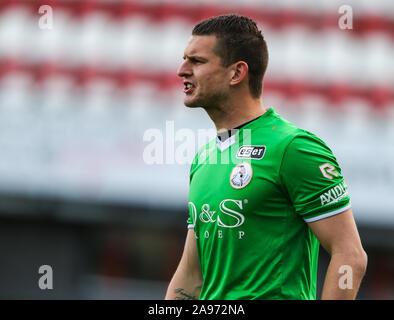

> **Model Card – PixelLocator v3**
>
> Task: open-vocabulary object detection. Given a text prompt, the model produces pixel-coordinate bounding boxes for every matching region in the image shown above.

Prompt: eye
[190,58,203,64]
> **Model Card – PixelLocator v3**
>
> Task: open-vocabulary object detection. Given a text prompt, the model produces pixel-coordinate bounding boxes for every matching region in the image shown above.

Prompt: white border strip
[304,203,352,223]
[187,224,194,229]
[216,135,236,152]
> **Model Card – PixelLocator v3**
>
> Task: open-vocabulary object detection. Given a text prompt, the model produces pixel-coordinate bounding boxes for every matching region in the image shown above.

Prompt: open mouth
[183,82,195,94]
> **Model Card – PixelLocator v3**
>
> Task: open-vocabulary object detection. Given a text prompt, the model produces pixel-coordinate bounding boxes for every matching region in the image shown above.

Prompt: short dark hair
[192,14,269,98]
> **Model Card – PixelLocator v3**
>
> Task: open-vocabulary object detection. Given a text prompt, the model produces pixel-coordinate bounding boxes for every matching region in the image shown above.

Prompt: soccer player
[165,14,367,300]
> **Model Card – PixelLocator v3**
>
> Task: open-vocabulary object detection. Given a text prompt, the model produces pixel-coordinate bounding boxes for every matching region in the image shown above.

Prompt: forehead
[183,35,219,58]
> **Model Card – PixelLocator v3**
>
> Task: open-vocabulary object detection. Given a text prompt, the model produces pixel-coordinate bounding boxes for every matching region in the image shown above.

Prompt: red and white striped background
[0,0,393,108]
[0,0,393,221]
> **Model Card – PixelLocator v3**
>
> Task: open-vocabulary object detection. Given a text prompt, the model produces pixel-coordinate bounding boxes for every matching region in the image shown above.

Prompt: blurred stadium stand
[0,0,393,299]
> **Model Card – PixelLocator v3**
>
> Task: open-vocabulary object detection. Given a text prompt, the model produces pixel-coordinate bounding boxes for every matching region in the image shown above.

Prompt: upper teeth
[186,83,192,89]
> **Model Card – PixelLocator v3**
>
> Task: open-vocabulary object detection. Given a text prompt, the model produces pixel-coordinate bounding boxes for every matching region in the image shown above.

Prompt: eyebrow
[183,55,208,62]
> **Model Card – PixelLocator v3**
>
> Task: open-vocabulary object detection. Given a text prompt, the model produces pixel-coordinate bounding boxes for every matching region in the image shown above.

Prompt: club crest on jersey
[236,145,266,160]
[230,162,253,189]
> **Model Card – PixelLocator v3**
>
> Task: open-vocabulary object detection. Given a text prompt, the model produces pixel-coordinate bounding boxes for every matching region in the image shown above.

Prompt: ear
[229,61,249,86]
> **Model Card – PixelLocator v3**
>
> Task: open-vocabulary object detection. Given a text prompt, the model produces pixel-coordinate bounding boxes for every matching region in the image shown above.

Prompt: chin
[184,98,203,109]
[184,103,201,109]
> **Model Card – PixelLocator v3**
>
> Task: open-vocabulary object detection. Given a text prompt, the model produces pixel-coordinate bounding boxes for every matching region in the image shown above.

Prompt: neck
[204,94,266,132]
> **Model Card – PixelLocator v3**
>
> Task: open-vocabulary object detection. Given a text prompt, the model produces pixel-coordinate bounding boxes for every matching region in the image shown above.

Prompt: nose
[177,60,192,78]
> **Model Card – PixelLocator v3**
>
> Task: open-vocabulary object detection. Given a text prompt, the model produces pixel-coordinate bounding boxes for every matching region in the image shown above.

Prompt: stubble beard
[184,89,228,110]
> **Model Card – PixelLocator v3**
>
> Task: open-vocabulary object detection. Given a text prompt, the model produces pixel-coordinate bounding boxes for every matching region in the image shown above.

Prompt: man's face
[177,35,232,109]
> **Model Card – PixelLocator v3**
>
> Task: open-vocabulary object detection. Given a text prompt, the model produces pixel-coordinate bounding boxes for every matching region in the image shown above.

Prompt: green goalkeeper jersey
[187,108,351,300]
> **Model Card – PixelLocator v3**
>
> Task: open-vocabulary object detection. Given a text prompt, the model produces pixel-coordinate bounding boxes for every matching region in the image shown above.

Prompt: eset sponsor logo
[236,145,266,160]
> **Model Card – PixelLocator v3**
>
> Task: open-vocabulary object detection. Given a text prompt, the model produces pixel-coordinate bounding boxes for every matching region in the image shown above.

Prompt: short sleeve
[280,132,351,222]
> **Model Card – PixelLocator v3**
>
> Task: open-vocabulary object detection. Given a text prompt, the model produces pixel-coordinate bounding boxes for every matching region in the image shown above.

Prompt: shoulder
[249,109,327,157]
[251,109,337,169]
[279,128,342,182]
[284,129,336,161]
[251,109,306,143]
[262,109,333,154]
